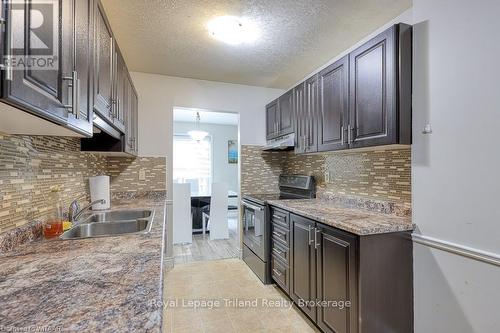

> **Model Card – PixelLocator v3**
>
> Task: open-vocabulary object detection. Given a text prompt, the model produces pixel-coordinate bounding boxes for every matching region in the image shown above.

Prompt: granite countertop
[268,199,413,235]
[0,198,167,332]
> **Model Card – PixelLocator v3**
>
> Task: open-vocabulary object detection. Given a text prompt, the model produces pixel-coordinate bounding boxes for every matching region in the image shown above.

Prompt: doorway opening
[172,107,240,264]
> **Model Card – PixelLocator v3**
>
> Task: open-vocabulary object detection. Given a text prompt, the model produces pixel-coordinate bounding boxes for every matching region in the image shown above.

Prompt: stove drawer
[272,239,289,265]
[270,207,289,229]
[271,223,289,247]
[271,254,289,293]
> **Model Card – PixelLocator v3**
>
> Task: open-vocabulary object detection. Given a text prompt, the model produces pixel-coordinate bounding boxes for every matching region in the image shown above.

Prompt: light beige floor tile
[163,259,318,333]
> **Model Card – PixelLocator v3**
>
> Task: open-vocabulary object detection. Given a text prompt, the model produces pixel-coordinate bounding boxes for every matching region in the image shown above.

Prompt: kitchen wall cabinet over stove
[266,89,294,140]
[268,23,412,154]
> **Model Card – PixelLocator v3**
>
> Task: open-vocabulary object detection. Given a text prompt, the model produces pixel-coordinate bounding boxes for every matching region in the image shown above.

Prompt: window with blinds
[173,135,212,195]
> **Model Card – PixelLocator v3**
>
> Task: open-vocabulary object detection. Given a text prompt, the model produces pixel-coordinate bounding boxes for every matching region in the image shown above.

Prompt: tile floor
[163,259,320,333]
[173,214,240,264]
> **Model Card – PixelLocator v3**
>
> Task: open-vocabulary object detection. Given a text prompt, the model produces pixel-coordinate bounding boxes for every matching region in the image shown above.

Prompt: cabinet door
[131,85,139,154]
[66,0,93,135]
[290,214,316,321]
[316,225,357,333]
[278,89,293,136]
[112,47,126,133]
[349,26,397,148]
[304,75,319,153]
[124,74,138,155]
[93,1,114,123]
[293,82,305,153]
[4,1,73,129]
[318,56,348,152]
[266,99,278,140]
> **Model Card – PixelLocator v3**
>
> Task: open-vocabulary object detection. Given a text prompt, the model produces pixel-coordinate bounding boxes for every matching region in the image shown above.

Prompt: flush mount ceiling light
[188,112,209,142]
[207,16,259,45]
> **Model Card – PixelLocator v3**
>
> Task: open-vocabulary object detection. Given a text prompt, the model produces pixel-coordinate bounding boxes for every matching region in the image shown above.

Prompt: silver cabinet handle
[273,248,284,256]
[73,71,78,118]
[341,125,344,144]
[272,231,284,238]
[273,268,283,277]
[63,71,79,118]
[74,75,80,119]
[272,214,285,221]
[314,228,321,250]
[347,125,355,144]
[241,201,263,211]
[308,225,314,245]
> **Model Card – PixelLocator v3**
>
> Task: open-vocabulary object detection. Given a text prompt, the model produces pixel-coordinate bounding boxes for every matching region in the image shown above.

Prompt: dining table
[190,190,238,232]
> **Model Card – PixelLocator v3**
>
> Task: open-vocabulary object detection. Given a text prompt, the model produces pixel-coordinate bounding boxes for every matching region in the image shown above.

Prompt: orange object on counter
[43,219,64,238]
[43,185,65,239]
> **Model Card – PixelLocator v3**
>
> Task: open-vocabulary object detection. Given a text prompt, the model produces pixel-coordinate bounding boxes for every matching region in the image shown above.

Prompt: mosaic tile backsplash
[241,145,411,205]
[0,133,166,235]
[241,146,284,195]
[107,156,167,193]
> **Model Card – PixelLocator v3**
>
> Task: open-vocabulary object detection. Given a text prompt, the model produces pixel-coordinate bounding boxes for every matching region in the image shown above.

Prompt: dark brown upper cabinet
[293,82,306,154]
[266,89,293,140]
[69,0,94,135]
[278,89,294,136]
[349,24,412,149]
[289,214,317,322]
[266,23,411,154]
[318,56,349,152]
[266,99,279,140]
[0,0,93,137]
[112,45,126,133]
[93,1,114,124]
[124,73,138,156]
[303,75,319,153]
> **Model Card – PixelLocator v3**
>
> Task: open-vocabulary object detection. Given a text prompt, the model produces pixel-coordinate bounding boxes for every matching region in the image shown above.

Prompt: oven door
[242,200,267,261]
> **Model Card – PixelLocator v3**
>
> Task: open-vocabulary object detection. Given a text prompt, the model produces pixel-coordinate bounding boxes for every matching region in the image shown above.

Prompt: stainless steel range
[241,175,315,283]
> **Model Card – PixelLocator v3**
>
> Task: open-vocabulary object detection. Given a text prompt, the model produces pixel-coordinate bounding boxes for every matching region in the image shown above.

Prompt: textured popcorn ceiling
[101,0,411,88]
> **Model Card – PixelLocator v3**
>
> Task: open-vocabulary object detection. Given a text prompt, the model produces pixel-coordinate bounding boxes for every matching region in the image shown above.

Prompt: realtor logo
[7,0,58,70]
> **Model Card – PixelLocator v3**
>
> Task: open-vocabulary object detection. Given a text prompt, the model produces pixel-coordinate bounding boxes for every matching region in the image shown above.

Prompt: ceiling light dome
[188,112,209,142]
[207,16,259,45]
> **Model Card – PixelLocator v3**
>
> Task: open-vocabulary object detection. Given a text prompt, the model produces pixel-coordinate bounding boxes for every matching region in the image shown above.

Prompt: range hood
[262,133,295,151]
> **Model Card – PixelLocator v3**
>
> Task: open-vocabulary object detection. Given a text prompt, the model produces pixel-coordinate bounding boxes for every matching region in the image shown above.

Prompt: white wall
[173,122,239,193]
[132,73,284,157]
[412,0,500,331]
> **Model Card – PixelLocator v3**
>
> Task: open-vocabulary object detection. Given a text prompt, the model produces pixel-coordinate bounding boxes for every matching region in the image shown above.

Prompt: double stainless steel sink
[60,209,154,240]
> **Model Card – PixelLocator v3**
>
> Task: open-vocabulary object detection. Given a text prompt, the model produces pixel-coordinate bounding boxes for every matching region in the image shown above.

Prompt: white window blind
[173,135,212,195]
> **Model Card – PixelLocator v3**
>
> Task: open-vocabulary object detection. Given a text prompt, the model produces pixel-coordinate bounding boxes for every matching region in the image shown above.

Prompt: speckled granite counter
[0,197,167,332]
[268,199,413,235]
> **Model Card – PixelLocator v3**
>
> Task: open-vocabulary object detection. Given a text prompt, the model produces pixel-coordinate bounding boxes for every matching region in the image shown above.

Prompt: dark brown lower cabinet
[316,225,357,333]
[290,214,317,321]
[277,210,413,333]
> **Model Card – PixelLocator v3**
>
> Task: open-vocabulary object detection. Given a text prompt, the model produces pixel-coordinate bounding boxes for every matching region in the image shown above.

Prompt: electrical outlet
[324,171,330,183]
[139,169,146,181]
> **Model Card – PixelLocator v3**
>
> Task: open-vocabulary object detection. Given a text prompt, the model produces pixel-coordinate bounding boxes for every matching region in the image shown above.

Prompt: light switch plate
[139,169,146,181]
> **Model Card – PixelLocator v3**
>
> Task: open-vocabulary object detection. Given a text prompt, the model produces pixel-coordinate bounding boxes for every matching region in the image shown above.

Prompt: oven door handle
[241,201,264,211]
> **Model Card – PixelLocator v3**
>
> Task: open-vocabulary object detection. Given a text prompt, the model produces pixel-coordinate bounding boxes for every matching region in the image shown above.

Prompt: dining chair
[202,182,229,240]
[173,183,193,244]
